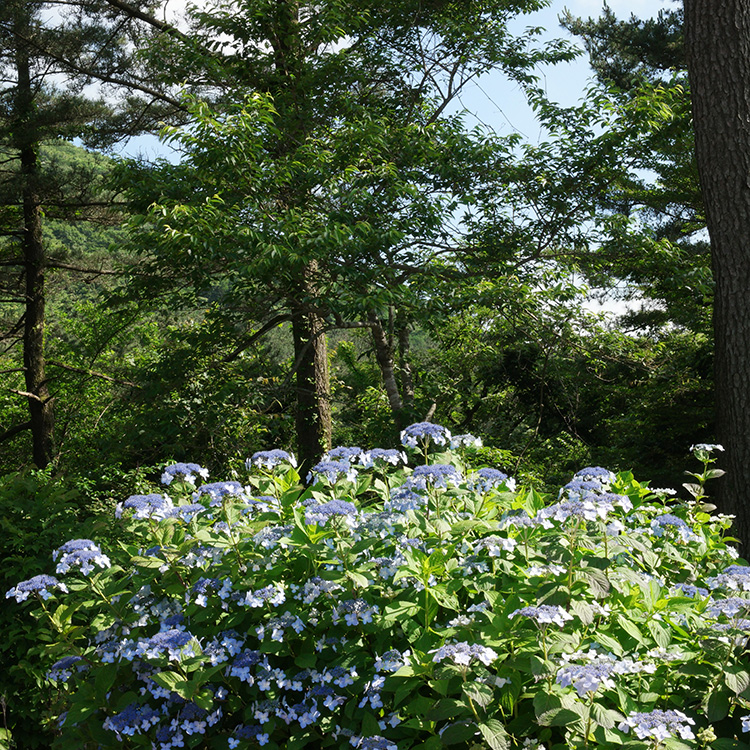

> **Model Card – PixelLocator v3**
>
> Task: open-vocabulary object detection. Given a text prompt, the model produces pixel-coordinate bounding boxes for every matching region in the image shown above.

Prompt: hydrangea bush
[8,431,750,749]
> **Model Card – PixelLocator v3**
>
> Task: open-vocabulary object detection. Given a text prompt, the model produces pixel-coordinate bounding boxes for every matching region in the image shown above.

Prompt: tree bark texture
[684,0,750,550]
[290,262,331,472]
[15,33,54,469]
[368,312,405,420]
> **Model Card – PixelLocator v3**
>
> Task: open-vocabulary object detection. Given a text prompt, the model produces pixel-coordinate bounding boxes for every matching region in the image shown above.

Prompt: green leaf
[478,719,510,750]
[725,664,750,695]
[439,719,477,745]
[590,703,624,730]
[427,698,465,721]
[616,614,645,644]
[463,681,494,709]
[706,690,730,721]
[538,707,585,727]
[150,671,189,698]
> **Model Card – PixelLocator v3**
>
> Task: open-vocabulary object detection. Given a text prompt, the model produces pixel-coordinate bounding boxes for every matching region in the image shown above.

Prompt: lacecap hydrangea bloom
[160,462,209,486]
[407,463,462,490]
[246,449,297,470]
[510,604,574,628]
[359,448,408,468]
[53,539,111,576]
[6,574,68,602]
[115,493,173,520]
[400,421,451,449]
[618,709,695,741]
[307,460,358,485]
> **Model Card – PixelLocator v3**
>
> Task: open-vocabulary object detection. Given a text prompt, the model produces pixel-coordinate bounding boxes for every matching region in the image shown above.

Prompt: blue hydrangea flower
[618,709,695,741]
[669,582,709,598]
[509,605,574,628]
[408,463,462,489]
[307,460,358,485]
[651,513,699,542]
[137,629,198,661]
[323,446,365,463]
[400,422,451,449]
[359,448,408,468]
[385,486,426,513]
[47,655,86,682]
[450,433,482,449]
[352,736,398,750]
[706,597,750,618]
[707,565,750,591]
[536,497,614,525]
[163,503,207,522]
[469,467,515,493]
[116,493,173,520]
[305,499,358,527]
[237,583,286,608]
[333,598,378,626]
[102,702,161,739]
[246,449,297,470]
[53,539,111,576]
[374,649,410,673]
[431,641,498,666]
[6,574,68,602]
[193,480,244,506]
[572,466,616,484]
[256,612,305,641]
[161,462,209,486]
[557,662,616,697]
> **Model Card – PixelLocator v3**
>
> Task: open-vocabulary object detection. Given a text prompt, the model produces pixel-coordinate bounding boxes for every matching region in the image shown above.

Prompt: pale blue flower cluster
[431,641,498,666]
[193,480,245,506]
[707,565,750,591]
[468,467,515,493]
[116,493,173,520]
[307,460,358,485]
[323,446,365,463]
[53,539,111,576]
[47,655,86,683]
[6,573,68,602]
[449,433,482,449]
[385,486,426,513]
[510,605,574,628]
[161,462,209,486]
[651,513,699,542]
[305,499,358,527]
[333,598,378,626]
[246,449,297,470]
[238,583,286,608]
[400,421,451,448]
[618,709,695,741]
[408,463,462,490]
[359,448,408,468]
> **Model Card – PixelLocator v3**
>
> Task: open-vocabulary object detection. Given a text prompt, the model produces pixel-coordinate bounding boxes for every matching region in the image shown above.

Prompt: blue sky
[455,0,675,141]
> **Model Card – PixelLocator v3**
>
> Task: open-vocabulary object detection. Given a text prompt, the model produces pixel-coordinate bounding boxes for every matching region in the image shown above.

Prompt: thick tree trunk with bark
[15,37,54,469]
[684,0,750,551]
[290,262,331,471]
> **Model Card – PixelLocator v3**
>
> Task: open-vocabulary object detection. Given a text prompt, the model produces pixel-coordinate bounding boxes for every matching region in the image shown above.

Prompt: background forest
[0,0,726,746]
[0,0,704,494]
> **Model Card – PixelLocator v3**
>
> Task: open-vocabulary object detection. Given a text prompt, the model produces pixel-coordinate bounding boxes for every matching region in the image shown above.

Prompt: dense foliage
[8,431,750,749]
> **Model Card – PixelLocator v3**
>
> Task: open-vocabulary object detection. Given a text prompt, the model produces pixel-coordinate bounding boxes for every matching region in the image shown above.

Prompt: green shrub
[6,432,749,749]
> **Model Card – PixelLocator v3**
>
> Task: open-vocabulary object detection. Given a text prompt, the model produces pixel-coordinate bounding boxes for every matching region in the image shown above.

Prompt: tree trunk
[684,0,750,551]
[290,262,331,471]
[397,321,415,410]
[369,312,405,421]
[15,33,54,469]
